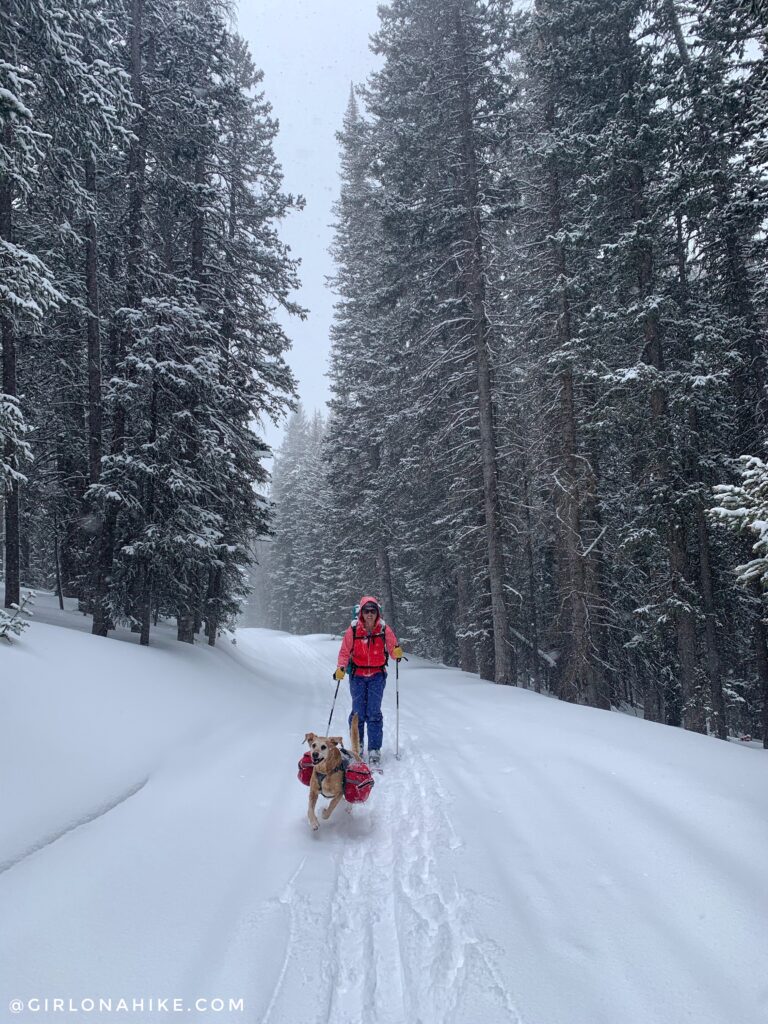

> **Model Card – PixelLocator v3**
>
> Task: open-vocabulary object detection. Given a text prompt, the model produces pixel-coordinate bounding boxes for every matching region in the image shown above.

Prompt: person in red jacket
[335,596,402,765]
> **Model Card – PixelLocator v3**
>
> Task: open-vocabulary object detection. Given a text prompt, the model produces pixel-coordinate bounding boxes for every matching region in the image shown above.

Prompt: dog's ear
[330,736,343,746]
[304,732,315,744]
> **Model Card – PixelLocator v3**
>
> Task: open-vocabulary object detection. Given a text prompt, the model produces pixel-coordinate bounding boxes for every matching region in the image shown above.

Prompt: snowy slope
[1,615,767,1024]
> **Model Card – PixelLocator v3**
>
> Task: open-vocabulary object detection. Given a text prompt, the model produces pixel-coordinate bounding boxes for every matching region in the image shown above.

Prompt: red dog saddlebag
[297,751,313,786]
[344,760,374,803]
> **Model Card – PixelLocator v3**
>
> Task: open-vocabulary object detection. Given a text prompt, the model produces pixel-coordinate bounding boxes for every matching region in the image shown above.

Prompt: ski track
[259,857,308,1024]
[241,635,525,1024]
[317,741,524,1024]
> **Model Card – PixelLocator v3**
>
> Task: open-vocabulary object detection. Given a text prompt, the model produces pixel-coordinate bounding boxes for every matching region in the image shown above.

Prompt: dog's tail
[350,712,361,760]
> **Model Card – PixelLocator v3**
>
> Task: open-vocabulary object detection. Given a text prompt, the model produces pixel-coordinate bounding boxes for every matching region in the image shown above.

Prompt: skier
[335,597,403,765]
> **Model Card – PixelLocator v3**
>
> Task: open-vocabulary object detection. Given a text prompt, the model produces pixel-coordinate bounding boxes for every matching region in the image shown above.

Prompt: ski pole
[395,658,401,760]
[327,672,342,736]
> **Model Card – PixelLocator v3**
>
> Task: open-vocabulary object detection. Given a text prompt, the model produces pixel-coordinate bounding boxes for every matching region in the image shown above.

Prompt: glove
[393,646,404,661]
[334,667,346,681]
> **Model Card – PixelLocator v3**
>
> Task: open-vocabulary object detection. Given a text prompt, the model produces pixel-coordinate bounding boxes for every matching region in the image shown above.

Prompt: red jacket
[337,597,399,678]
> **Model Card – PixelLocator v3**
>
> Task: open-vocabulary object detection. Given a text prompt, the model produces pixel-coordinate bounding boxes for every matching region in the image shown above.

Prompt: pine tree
[89,4,300,644]
[360,0,520,681]
[713,458,768,746]
[2,0,299,644]
[1,0,128,608]
[324,89,402,630]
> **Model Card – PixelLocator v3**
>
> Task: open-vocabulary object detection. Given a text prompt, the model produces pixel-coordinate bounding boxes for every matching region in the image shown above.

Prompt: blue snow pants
[349,671,386,751]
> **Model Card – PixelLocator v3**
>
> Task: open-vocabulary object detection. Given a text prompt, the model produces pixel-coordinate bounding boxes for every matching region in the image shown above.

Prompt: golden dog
[304,713,361,831]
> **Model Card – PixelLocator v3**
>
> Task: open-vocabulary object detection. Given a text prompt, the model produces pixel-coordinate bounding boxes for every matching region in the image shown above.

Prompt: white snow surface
[2,607,768,1024]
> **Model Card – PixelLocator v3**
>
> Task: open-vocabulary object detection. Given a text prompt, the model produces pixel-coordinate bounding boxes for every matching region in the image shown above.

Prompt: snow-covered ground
[2,603,767,1024]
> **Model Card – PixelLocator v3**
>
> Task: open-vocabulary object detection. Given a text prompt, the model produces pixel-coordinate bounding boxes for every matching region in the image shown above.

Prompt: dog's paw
[309,819,319,831]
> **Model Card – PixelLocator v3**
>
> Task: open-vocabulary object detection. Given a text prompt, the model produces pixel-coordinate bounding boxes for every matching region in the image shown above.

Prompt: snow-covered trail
[2,618,767,1024]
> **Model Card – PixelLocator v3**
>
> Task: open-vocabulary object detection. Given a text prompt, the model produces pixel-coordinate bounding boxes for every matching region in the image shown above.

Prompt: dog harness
[314,750,355,798]
[297,747,374,805]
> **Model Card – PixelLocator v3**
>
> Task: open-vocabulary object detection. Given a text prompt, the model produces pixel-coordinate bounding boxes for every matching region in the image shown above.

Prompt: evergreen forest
[1,0,301,645]
[257,0,768,746]
[4,0,768,746]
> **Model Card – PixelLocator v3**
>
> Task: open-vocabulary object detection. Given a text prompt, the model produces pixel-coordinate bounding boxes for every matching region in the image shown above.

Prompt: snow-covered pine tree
[357,0,519,682]
[89,2,299,644]
[712,458,768,746]
[30,0,130,605]
[293,412,333,633]
[713,459,768,592]
[578,0,715,729]
[266,407,313,631]
[201,29,301,644]
[499,0,767,736]
[651,0,768,735]
[324,88,405,634]
[1,0,129,609]
[1,1,63,607]
[89,0,152,637]
[505,0,616,707]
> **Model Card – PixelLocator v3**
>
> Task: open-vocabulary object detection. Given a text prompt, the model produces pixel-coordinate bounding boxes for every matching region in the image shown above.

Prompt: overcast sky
[236,0,382,452]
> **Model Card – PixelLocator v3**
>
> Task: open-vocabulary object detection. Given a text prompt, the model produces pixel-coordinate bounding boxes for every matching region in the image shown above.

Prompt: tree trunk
[192,153,205,296]
[377,544,397,631]
[177,610,195,644]
[1,131,20,610]
[454,5,514,684]
[754,611,768,749]
[57,464,81,601]
[643,679,666,725]
[667,521,705,732]
[522,468,541,693]
[53,516,65,611]
[456,565,478,674]
[557,366,597,705]
[671,208,728,736]
[85,151,102,486]
[696,503,727,738]
[477,623,496,683]
[543,102,602,707]
[92,0,145,637]
[138,560,152,646]
[204,566,222,647]
[138,366,159,646]
[622,106,707,730]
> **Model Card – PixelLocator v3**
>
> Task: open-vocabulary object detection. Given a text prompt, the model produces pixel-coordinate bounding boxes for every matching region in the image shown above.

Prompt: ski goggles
[361,605,379,614]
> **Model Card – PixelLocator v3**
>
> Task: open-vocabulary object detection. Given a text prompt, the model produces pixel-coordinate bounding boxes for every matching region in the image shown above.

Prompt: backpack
[348,622,389,677]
